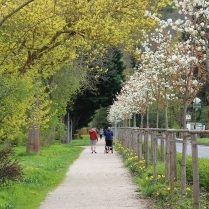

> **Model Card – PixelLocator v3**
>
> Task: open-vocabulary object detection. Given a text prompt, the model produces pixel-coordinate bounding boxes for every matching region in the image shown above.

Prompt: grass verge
[115,141,209,208]
[198,138,209,143]
[0,135,90,209]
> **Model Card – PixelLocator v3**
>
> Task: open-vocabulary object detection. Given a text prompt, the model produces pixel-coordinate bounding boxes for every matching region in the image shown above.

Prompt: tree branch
[20,29,76,74]
[0,0,35,28]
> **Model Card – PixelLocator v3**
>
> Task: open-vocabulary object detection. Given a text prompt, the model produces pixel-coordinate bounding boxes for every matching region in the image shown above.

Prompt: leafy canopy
[0,0,171,141]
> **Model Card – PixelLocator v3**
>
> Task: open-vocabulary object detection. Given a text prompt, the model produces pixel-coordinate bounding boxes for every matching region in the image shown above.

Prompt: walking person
[89,127,98,153]
[99,128,103,139]
[104,127,113,153]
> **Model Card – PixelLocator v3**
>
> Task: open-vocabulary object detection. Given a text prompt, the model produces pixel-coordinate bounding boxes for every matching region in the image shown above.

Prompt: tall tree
[0,0,170,152]
[91,107,110,129]
[68,48,125,131]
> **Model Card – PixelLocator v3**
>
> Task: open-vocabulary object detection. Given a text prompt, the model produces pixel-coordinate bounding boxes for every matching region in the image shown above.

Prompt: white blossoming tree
[108,0,208,129]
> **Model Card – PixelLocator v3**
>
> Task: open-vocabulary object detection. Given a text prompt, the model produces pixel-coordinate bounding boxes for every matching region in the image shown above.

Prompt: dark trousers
[105,140,112,147]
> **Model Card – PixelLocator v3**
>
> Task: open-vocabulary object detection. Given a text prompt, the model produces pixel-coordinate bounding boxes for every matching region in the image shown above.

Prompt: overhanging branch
[0,0,35,28]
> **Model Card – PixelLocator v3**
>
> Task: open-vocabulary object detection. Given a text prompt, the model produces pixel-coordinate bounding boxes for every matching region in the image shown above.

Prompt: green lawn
[2,135,208,209]
[198,138,209,143]
[0,135,90,209]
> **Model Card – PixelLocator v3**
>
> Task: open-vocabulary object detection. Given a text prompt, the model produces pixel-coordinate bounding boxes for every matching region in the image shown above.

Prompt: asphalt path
[175,141,209,158]
[155,137,209,158]
[39,138,153,209]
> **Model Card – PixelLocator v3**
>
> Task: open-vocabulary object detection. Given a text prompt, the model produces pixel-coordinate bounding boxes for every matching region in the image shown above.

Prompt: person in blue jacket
[104,127,113,153]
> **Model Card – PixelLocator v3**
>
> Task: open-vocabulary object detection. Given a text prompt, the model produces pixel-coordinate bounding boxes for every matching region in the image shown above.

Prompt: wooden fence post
[191,133,200,209]
[151,130,155,162]
[144,131,149,168]
[125,129,127,148]
[133,130,138,155]
[126,129,129,149]
[131,130,133,151]
[138,131,142,160]
[165,131,170,181]
[133,130,136,154]
[122,129,126,147]
[122,129,125,147]
[169,131,175,196]
[173,131,177,181]
[152,131,157,183]
[181,133,188,195]
[161,132,165,162]
[116,127,209,208]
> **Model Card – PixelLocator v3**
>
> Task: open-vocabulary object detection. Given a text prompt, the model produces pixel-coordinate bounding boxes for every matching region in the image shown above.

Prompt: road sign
[186,114,191,120]
[193,103,201,109]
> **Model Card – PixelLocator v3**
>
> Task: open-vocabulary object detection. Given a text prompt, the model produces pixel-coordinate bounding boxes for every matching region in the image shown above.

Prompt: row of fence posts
[112,127,209,209]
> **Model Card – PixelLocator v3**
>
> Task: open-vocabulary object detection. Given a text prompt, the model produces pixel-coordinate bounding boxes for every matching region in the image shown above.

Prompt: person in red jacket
[89,127,98,153]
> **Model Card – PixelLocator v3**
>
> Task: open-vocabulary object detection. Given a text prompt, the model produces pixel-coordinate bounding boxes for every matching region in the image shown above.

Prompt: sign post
[193,97,201,129]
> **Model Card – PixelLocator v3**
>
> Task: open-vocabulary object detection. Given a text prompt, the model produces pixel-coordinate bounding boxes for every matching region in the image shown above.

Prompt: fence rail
[113,127,209,209]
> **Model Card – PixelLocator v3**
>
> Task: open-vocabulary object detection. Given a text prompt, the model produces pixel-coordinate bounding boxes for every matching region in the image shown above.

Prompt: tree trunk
[183,103,189,129]
[26,125,40,153]
[140,114,144,128]
[26,93,40,153]
[156,109,159,128]
[165,99,168,128]
[133,113,136,127]
[146,107,149,128]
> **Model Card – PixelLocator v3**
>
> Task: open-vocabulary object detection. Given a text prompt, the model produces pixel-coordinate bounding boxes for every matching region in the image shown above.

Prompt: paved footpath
[39,138,153,209]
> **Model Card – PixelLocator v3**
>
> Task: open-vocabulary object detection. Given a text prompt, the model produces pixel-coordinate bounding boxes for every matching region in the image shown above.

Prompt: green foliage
[68,48,126,131]
[172,121,180,129]
[198,138,209,143]
[115,142,147,176]
[49,64,85,116]
[160,3,177,20]
[202,105,209,130]
[198,79,209,107]
[0,146,24,186]
[0,0,168,146]
[40,116,67,146]
[71,134,90,146]
[38,63,86,147]
[0,75,34,143]
[116,141,209,209]
[178,154,209,190]
[147,99,182,128]
[147,101,166,128]
[0,139,88,209]
[91,107,110,129]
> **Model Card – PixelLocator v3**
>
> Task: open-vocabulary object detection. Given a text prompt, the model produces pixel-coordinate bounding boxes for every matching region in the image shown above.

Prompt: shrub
[40,117,67,146]
[116,141,209,208]
[0,146,24,186]
[177,153,209,190]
